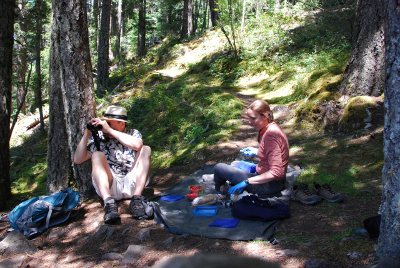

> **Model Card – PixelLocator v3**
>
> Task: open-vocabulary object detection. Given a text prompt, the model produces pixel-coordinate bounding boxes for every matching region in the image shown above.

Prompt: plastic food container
[189,185,203,194]
[187,193,198,201]
[193,205,218,216]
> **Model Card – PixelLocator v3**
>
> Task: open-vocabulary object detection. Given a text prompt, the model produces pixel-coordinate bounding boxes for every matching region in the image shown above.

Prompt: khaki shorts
[92,171,137,201]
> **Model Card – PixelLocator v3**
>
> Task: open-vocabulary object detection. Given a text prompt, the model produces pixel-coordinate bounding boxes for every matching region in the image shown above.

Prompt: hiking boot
[313,182,344,203]
[291,183,322,205]
[104,199,120,224]
[129,195,146,219]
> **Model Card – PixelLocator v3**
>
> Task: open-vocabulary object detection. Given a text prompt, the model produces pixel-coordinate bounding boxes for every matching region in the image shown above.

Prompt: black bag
[231,195,290,222]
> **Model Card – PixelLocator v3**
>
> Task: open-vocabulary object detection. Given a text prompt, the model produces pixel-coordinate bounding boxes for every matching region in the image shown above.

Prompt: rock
[152,253,281,268]
[276,249,299,257]
[49,228,65,239]
[91,225,116,239]
[163,236,174,245]
[347,252,362,259]
[304,259,328,268]
[0,230,38,255]
[135,228,150,242]
[0,255,26,268]
[122,245,150,265]
[102,252,123,261]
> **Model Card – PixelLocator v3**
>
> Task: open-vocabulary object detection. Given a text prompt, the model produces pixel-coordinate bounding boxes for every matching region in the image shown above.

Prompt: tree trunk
[15,0,28,115]
[48,0,96,197]
[97,0,111,95]
[35,0,45,134]
[339,0,385,97]
[202,0,208,30]
[188,0,194,36]
[209,0,218,27]
[193,0,199,34]
[137,0,146,57]
[93,0,99,52]
[181,0,189,39]
[376,0,400,259]
[0,0,15,210]
[114,0,123,60]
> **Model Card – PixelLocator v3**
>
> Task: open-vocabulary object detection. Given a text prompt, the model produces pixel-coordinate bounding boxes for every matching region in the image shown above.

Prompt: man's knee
[91,151,107,166]
[142,145,151,156]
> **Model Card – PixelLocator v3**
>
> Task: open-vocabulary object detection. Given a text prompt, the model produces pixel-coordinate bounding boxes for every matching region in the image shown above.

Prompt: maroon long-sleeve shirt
[256,122,289,180]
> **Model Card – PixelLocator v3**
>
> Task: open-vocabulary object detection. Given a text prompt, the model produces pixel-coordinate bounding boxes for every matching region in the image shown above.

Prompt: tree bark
[35,0,44,134]
[181,0,189,39]
[339,0,385,97]
[97,0,111,95]
[0,0,15,210]
[188,0,194,36]
[209,0,218,27]
[202,0,208,30]
[48,0,96,197]
[14,0,28,115]
[114,0,123,60]
[137,0,146,57]
[377,0,400,259]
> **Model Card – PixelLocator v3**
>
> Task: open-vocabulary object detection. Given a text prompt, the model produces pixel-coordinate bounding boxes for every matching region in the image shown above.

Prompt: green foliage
[127,79,243,167]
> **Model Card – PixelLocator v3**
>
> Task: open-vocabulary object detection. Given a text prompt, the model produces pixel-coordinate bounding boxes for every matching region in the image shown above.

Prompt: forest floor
[1,88,381,268]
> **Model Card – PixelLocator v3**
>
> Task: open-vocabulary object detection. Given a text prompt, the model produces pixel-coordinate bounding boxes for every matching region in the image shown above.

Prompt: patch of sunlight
[236,71,271,88]
[289,146,303,155]
[259,81,296,99]
[164,30,226,76]
[352,181,365,190]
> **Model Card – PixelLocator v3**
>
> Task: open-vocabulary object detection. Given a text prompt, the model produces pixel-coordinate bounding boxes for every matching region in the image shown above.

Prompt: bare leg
[91,151,114,201]
[131,145,152,196]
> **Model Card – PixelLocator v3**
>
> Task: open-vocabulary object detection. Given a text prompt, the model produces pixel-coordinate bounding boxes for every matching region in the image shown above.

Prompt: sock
[104,197,115,205]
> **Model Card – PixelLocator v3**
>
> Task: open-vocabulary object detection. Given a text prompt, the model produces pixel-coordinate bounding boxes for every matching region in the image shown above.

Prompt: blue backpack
[8,188,80,239]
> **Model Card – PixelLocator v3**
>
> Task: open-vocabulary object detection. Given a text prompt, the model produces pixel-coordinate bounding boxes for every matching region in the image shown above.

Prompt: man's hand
[228,180,249,194]
[90,118,112,134]
[240,147,258,156]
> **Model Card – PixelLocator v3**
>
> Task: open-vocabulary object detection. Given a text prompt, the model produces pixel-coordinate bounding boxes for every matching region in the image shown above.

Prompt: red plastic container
[189,185,203,194]
[187,193,198,201]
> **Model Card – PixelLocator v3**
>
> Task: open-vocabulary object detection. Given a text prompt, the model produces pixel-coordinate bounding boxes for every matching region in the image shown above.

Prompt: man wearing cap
[74,106,151,223]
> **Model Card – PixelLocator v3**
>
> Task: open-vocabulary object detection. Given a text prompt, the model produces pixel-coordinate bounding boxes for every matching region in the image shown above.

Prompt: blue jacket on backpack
[8,188,80,239]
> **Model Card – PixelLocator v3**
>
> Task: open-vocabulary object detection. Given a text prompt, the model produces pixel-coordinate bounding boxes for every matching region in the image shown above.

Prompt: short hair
[247,99,274,122]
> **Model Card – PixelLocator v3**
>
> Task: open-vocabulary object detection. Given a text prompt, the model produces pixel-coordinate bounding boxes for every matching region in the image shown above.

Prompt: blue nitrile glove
[237,161,257,173]
[240,147,258,156]
[228,180,248,194]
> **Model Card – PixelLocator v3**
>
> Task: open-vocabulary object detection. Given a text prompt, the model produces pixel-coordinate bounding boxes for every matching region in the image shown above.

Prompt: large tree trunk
[48,0,96,197]
[376,0,400,259]
[209,0,218,27]
[137,0,146,57]
[97,0,111,95]
[0,0,15,210]
[339,0,385,97]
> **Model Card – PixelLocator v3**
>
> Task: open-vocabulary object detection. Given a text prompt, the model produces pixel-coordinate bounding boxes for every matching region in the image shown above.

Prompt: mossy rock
[339,96,384,133]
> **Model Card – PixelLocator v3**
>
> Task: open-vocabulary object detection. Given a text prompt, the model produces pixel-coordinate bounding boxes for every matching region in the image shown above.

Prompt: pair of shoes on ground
[103,195,148,223]
[291,182,344,205]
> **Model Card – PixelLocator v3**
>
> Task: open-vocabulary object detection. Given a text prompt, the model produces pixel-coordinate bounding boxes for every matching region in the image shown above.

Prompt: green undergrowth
[126,78,243,168]
[10,131,48,204]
